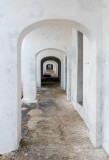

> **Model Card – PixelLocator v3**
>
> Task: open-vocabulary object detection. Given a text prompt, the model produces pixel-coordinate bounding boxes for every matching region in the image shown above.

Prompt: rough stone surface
[21,103,37,136]
[0,85,108,160]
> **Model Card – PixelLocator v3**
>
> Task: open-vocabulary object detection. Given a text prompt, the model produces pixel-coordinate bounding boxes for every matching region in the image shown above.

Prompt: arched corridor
[0,1,109,159]
[41,56,61,87]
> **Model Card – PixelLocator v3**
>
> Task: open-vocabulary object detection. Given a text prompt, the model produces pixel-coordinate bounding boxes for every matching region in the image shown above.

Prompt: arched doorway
[4,19,99,154]
[18,19,100,151]
[41,57,61,87]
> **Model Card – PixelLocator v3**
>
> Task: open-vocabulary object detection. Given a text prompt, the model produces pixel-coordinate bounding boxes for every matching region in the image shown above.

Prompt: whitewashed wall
[70,28,101,148]
[102,0,109,155]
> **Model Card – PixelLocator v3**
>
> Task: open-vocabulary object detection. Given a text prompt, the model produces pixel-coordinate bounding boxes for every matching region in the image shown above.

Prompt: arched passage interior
[0,16,102,154]
[36,48,66,90]
[43,60,58,77]
[41,56,61,86]
[19,19,100,153]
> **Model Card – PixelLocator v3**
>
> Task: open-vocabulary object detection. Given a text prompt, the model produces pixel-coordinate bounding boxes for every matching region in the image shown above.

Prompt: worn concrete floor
[1,84,109,160]
[43,69,58,77]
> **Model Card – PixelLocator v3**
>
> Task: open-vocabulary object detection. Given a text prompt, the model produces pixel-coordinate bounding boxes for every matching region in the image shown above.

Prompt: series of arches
[12,19,100,153]
[0,2,105,152]
[0,18,99,154]
[41,57,60,84]
[20,19,100,150]
[43,60,58,77]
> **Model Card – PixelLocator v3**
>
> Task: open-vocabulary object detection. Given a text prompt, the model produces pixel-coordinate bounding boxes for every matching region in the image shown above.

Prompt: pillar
[67,56,72,101]
[0,32,21,154]
[22,54,37,103]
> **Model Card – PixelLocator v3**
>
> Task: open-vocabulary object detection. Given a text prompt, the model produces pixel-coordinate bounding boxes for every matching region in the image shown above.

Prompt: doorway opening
[77,31,83,106]
[41,56,61,87]
[16,19,100,157]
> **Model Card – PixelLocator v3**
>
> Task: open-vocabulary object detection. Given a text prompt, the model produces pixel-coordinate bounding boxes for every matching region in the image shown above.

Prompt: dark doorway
[46,64,53,70]
[77,31,83,106]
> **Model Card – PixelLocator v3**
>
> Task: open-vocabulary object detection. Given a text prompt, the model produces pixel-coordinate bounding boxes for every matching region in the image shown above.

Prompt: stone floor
[43,69,58,77]
[0,84,109,160]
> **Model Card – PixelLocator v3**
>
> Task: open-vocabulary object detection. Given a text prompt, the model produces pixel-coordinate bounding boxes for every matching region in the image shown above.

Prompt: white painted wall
[70,28,101,147]
[83,35,90,127]
[102,0,109,155]
[0,0,105,154]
